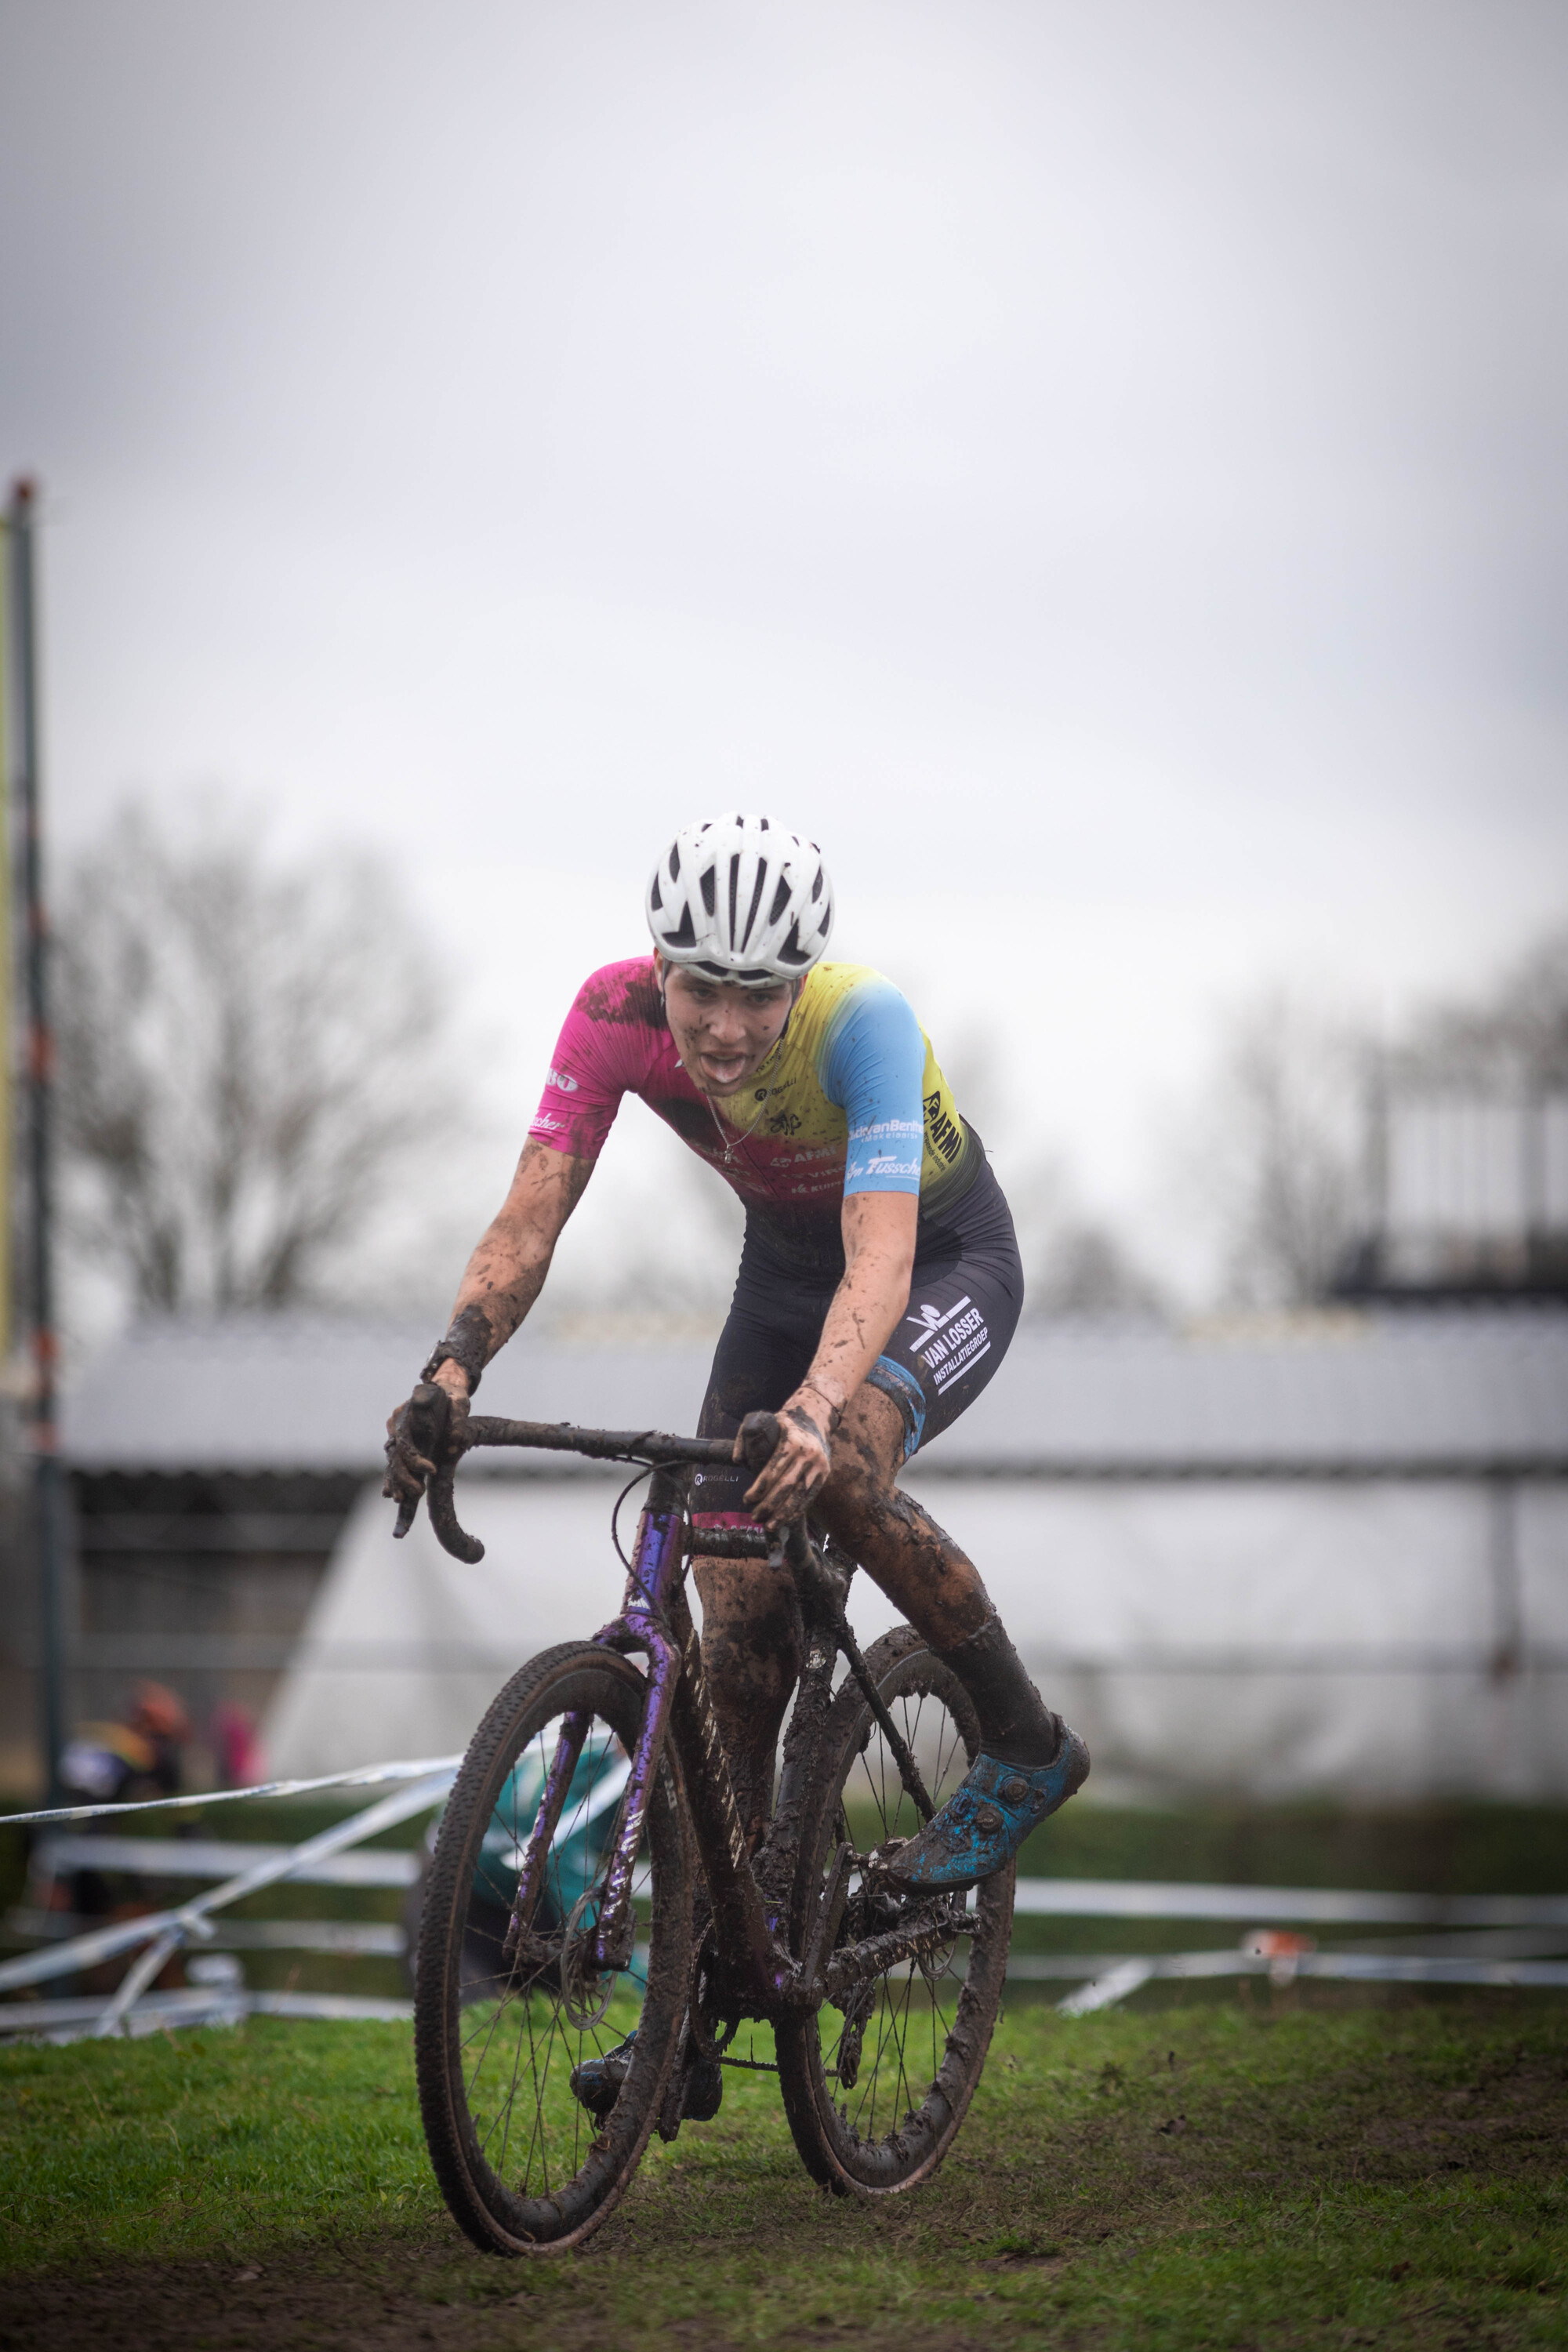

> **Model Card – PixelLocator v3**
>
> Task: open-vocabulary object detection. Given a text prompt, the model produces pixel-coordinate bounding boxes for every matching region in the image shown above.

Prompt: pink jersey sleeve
[526,960,663,1160]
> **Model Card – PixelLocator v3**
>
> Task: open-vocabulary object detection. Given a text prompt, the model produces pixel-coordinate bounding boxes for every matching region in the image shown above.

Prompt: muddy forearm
[804,1265,905,1415]
[801,1193,920,1417]
[429,1143,592,1395]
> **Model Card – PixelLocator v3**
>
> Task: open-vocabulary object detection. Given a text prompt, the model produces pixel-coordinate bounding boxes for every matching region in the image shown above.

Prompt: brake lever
[393,1381,486,1564]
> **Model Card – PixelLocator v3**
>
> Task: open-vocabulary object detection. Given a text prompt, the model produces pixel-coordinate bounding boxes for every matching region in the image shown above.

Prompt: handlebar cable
[609,1461,659,1604]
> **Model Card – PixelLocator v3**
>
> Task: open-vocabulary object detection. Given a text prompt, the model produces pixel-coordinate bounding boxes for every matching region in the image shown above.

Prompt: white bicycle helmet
[646,814,834,984]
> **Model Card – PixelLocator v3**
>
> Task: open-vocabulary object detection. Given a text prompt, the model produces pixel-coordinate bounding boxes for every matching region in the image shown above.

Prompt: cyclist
[383,815,1087,2056]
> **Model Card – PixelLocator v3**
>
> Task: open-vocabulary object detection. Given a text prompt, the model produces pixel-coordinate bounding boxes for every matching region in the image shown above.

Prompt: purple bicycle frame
[504,1465,796,2005]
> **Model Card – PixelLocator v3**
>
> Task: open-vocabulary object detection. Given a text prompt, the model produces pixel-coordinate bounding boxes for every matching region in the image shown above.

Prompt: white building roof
[60,1306,1568,1479]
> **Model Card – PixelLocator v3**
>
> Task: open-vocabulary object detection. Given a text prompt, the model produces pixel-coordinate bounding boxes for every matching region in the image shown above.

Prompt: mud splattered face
[656,956,799,1094]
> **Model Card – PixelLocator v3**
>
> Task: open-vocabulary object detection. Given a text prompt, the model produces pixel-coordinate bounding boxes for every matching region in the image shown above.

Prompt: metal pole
[0,517,9,1366]
[8,477,66,1806]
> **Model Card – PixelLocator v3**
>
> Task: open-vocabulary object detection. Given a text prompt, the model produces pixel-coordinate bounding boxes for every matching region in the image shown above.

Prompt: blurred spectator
[58,1680,191,1806]
[209,1700,264,1790]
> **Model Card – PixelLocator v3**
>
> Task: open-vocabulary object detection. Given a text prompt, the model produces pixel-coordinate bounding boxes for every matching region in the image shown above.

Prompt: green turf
[2,1995,1564,2347]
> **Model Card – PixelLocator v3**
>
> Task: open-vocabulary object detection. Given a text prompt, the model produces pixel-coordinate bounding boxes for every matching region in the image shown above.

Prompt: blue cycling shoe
[885,1731,1090,1893]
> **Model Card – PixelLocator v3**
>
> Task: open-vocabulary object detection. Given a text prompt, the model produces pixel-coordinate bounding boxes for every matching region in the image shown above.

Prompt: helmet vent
[649,875,662,911]
[664,906,697,949]
[767,874,792,926]
[740,863,767,949]
[727,855,741,945]
[669,844,681,880]
[699,866,717,916]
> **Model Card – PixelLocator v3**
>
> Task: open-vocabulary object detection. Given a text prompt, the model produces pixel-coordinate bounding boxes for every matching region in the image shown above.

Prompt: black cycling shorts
[688,1152,1022,1520]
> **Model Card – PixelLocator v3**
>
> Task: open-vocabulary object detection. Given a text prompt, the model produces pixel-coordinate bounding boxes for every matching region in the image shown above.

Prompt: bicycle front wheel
[775,1625,1014,2198]
[414,1642,692,2254]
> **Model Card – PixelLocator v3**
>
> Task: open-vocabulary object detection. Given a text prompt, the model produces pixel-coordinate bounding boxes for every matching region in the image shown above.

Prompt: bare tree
[1411,924,1568,1083]
[1202,993,1363,1309]
[1004,1150,1166,1321]
[942,1032,1165,1321]
[56,802,462,1314]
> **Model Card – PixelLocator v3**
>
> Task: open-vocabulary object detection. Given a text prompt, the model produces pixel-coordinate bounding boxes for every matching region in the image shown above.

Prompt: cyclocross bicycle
[396,1385,1015,2255]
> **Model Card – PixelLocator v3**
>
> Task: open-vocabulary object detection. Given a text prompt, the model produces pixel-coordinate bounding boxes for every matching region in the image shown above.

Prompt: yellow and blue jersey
[528,957,978,1251]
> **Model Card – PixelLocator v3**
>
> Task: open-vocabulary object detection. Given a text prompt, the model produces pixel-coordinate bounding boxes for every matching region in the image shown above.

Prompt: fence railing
[3,1769,1566,2042]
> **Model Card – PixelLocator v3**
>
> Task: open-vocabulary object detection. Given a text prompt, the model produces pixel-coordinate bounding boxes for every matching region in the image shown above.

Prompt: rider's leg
[814,1386,1062,1769]
[815,1385,1087,1886]
[689,1550,803,1850]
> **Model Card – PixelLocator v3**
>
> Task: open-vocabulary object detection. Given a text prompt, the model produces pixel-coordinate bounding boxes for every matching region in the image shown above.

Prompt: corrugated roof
[60,1316,715,1476]
[922,1308,1568,1475]
[60,1305,1568,1478]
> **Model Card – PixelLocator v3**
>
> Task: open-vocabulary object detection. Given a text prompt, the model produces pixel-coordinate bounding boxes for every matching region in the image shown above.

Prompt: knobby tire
[413,1642,692,2253]
[775,1625,1014,2197]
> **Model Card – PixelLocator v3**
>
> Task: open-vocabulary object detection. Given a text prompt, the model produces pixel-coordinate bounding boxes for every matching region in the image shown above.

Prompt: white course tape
[0,1770,455,2003]
[1055,1948,1568,2015]
[1013,1878,1568,1928]
[0,1754,466,1829]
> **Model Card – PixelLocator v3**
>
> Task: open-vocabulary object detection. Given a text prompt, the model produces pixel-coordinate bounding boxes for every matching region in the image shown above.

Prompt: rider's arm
[746,976,928,1522]
[807,1188,918,1410]
[742,1189,917,1522]
[427,1140,593,1401]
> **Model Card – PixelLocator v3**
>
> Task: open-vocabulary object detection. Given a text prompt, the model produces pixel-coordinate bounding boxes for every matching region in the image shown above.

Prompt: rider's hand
[382,1367,470,1508]
[740,1391,833,1526]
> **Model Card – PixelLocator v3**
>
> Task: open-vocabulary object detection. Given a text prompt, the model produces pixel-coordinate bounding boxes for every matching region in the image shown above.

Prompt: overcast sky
[3,0,1566,1298]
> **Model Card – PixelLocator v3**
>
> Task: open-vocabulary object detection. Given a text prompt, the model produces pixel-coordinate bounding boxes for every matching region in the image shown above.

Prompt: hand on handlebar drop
[383,1376,470,1515]
[739,1392,833,1525]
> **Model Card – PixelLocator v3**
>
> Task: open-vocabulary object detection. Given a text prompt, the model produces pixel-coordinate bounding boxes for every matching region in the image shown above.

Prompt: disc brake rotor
[559,1886,615,2031]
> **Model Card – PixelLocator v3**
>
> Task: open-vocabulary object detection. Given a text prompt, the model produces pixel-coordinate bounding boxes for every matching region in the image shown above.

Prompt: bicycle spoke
[782,1632,1012,2197]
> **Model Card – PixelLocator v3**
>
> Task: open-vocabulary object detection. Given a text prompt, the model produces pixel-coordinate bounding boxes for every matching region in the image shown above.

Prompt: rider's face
[656,958,799,1094]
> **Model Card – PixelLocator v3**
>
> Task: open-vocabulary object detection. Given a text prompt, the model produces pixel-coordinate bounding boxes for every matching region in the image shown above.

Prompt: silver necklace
[704,1057,781,1166]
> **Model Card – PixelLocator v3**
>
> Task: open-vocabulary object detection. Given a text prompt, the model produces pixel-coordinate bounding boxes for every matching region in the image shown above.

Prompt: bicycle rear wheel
[414,1642,692,2253]
[775,1625,1014,2197]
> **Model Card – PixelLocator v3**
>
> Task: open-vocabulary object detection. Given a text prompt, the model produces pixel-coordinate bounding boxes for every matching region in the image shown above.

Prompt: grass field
[2,1991,1564,2350]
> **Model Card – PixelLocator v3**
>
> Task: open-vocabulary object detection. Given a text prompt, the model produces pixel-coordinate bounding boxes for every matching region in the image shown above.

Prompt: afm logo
[924,1089,963,1164]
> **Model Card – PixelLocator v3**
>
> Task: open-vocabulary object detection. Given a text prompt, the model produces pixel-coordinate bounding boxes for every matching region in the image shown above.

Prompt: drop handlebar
[392,1384,786,1566]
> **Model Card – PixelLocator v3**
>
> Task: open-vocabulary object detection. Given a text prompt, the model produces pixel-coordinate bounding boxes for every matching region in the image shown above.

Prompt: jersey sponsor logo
[532,1110,564,1131]
[923,1089,964,1165]
[850,1117,922,1142]
[848,1157,920,1182]
[906,1295,989,1384]
[906,1294,971,1343]
[546,1066,580,1092]
[931,1328,990,1391]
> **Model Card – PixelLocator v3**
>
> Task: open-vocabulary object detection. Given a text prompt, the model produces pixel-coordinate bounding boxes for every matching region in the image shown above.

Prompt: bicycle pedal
[656,2048,724,2139]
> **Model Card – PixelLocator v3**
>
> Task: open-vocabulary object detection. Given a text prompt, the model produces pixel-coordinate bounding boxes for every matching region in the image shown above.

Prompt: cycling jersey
[529,957,981,1267]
